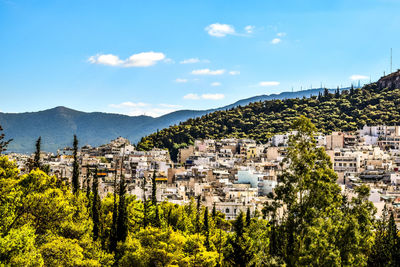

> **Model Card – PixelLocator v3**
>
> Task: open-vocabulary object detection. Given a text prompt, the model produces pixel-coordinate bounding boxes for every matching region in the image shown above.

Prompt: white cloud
[109,102,148,108]
[183,93,225,100]
[259,81,280,87]
[191,68,225,75]
[183,93,201,100]
[270,38,281,44]
[88,54,123,66]
[88,51,166,67]
[277,32,286,37]
[175,78,188,83]
[350,74,369,80]
[180,58,200,64]
[211,82,221,86]
[109,102,181,117]
[229,70,240,75]
[245,25,255,34]
[202,93,225,100]
[205,23,235,37]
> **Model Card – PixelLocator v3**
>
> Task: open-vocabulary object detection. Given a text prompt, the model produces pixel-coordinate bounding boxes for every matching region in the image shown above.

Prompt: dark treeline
[1,117,400,266]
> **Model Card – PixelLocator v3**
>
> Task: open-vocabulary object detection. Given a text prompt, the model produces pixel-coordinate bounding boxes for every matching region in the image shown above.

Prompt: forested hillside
[137,83,400,160]
[0,87,341,153]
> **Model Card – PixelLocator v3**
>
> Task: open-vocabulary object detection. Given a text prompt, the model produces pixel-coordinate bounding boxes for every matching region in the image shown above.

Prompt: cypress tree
[204,207,210,250]
[72,135,80,193]
[33,136,41,170]
[116,161,128,243]
[212,202,217,220]
[92,167,100,241]
[86,168,92,212]
[109,170,118,252]
[196,195,201,233]
[246,207,251,226]
[151,169,157,206]
[388,212,400,265]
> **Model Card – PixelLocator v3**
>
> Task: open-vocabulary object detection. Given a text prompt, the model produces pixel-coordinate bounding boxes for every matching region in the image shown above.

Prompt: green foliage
[137,84,400,160]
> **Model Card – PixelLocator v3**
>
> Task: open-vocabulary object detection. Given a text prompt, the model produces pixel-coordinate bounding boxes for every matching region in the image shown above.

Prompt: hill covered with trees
[137,81,400,160]
[0,87,343,154]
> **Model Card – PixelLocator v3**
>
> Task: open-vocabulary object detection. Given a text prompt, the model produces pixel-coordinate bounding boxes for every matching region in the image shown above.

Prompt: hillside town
[7,125,400,222]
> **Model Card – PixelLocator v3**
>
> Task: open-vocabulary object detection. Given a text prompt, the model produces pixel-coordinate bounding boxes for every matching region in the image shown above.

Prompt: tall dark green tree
[203,207,210,250]
[246,207,251,226]
[71,135,80,193]
[229,211,251,267]
[92,167,100,241]
[196,195,201,233]
[387,212,400,265]
[151,169,157,206]
[109,170,118,253]
[33,136,41,170]
[116,164,128,243]
[212,202,217,220]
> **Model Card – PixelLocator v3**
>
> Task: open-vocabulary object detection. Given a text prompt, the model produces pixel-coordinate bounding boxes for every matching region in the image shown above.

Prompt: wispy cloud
[277,32,286,37]
[350,74,369,80]
[229,70,240,75]
[211,82,221,86]
[183,93,225,100]
[109,102,181,117]
[245,25,255,34]
[183,93,201,100]
[180,58,210,64]
[88,51,166,67]
[259,81,280,86]
[270,38,281,45]
[175,78,188,83]
[191,68,225,75]
[205,23,236,37]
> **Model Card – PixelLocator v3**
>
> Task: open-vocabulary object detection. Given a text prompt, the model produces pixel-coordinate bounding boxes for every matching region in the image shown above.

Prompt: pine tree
[116,164,128,243]
[33,136,41,170]
[142,176,149,228]
[0,124,12,154]
[71,135,80,193]
[92,167,100,241]
[203,207,210,250]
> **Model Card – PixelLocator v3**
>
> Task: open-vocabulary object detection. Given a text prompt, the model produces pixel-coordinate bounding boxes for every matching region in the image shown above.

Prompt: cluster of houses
[7,125,400,221]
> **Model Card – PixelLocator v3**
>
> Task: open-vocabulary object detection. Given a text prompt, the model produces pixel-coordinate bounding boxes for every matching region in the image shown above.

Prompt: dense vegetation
[137,84,400,160]
[1,117,400,266]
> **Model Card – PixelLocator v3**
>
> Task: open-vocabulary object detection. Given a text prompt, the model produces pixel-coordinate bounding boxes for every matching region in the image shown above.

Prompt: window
[226,208,230,213]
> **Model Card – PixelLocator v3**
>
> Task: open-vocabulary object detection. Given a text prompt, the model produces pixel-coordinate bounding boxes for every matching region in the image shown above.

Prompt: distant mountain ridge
[0,87,347,153]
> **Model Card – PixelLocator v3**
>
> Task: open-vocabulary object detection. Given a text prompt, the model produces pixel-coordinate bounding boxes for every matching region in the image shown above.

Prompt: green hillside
[137,82,400,160]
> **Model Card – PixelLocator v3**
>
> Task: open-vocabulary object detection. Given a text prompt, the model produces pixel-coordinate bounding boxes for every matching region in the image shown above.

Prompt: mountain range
[0,87,346,153]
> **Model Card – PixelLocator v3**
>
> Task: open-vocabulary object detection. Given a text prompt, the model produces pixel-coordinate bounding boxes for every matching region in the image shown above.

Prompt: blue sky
[1,0,399,117]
